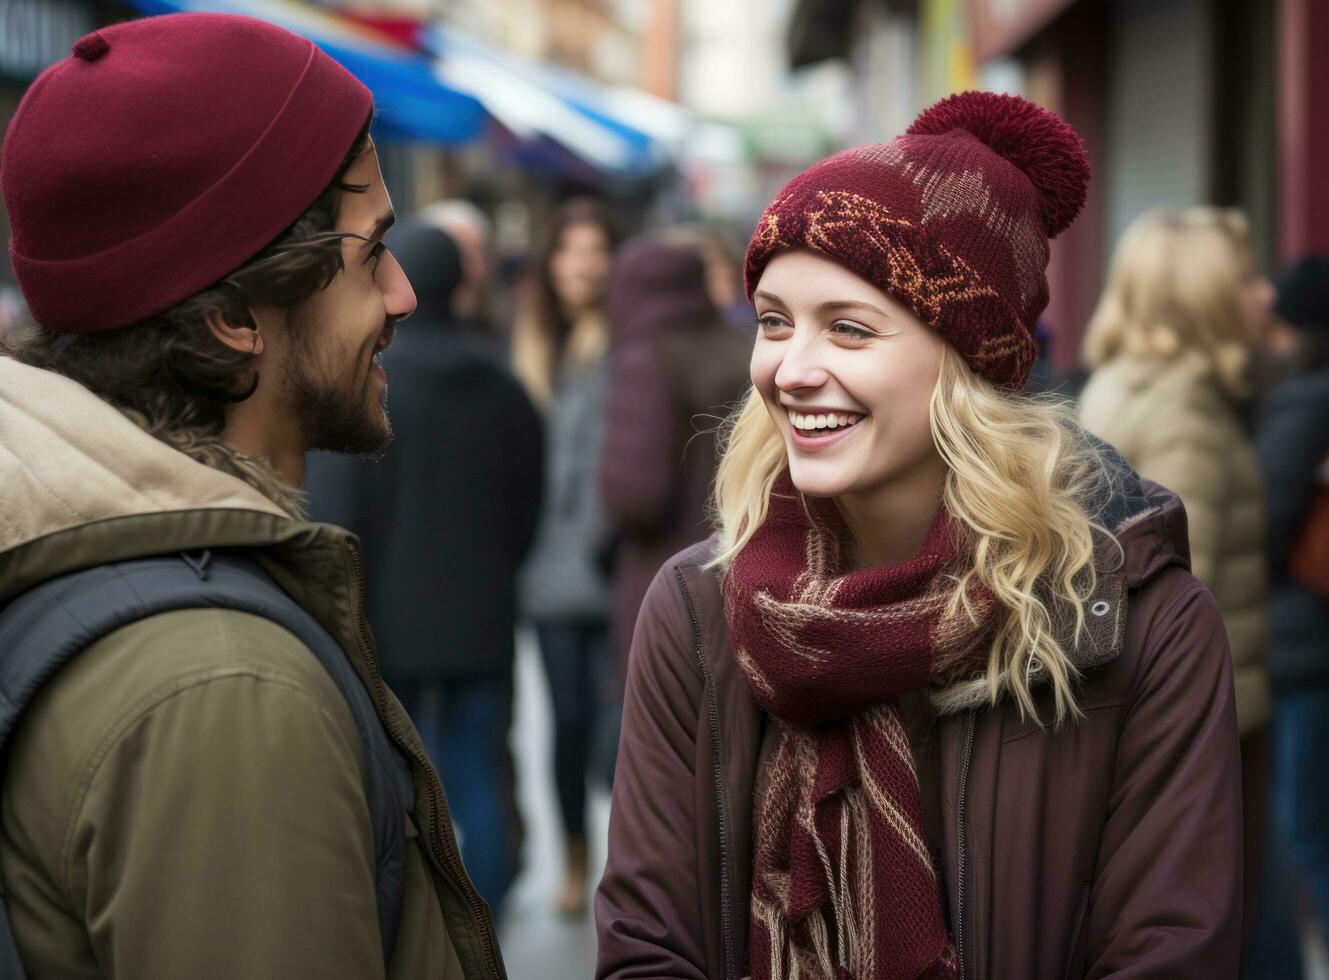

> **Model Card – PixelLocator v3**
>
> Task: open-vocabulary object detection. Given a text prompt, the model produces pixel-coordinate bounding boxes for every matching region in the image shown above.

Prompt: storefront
[967,0,1280,371]
[966,0,1107,374]
[1277,0,1329,261]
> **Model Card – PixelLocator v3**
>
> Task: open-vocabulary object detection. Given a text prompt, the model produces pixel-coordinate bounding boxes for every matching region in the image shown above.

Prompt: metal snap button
[1091,600,1110,616]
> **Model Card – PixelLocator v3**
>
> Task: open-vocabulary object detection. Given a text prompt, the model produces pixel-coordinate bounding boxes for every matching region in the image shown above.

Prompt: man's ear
[205,307,264,356]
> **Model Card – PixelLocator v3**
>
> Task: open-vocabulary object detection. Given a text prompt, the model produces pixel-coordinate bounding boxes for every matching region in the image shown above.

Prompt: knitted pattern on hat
[744,91,1090,389]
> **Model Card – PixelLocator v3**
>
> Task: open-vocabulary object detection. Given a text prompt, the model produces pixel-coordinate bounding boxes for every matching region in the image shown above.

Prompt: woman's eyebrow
[818,299,890,317]
[752,291,891,319]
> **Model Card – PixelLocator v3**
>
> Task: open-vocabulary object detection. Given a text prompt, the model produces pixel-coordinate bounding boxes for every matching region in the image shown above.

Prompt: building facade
[786,0,1324,374]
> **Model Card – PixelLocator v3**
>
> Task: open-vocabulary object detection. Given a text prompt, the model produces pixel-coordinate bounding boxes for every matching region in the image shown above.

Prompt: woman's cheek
[750,343,777,392]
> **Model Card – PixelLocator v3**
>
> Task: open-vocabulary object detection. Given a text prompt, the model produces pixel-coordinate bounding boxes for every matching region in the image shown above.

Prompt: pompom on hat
[1,13,373,334]
[744,90,1090,389]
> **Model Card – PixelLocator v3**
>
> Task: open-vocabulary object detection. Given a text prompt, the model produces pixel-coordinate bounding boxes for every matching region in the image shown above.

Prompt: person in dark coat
[1248,255,1329,966]
[599,234,752,679]
[305,217,544,916]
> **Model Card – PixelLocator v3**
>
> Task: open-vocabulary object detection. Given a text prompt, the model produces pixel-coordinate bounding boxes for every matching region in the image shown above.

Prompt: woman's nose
[774,334,829,392]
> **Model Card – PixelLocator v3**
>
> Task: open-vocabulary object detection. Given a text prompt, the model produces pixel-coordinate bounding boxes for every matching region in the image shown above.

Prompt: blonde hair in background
[1082,207,1257,396]
[711,345,1112,725]
[511,306,607,408]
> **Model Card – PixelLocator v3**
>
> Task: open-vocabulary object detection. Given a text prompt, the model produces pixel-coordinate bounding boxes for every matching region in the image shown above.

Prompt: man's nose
[383,250,416,321]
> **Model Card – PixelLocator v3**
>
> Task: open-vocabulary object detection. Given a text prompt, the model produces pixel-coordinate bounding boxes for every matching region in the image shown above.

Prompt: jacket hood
[386,217,463,327]
[0,356,348,607]
[607,236,718,343]
[1093,439,1190,586]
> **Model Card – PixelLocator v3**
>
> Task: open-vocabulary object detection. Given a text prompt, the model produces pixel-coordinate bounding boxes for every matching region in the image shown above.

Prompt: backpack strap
[0,550,413,972]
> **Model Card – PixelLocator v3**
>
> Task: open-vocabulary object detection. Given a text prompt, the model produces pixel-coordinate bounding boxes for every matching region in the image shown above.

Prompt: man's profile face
[281,144,415,456]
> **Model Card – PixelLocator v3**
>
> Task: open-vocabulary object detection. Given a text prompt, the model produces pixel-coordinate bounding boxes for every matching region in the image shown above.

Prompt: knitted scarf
[725,477,997,980]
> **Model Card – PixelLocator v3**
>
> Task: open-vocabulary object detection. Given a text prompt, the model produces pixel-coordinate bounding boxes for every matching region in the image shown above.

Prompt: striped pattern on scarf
[725,478,995,979]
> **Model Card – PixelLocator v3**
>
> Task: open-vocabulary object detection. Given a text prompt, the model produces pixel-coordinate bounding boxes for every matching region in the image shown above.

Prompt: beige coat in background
[1078,350,1271,735]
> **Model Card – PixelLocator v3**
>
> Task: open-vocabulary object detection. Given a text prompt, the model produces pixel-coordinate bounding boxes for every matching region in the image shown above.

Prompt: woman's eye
[757,314,791,334]
[368,241,387,265]
[830,321,872,340]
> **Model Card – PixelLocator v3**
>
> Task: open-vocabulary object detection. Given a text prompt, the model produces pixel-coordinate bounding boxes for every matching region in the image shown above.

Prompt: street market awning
[124,0,488,144]
[423,23,689,178]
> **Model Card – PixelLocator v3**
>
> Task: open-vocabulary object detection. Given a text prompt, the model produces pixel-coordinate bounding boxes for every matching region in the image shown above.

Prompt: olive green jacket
[1079,350,1271,736]
[0,357,506,979]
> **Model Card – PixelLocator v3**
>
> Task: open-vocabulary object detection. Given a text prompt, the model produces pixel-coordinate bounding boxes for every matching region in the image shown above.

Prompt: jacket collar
[0,357,367,663]
[0,357,286,564]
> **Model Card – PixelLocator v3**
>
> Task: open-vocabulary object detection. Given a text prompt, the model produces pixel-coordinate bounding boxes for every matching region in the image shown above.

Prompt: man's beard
[281,344,392,457]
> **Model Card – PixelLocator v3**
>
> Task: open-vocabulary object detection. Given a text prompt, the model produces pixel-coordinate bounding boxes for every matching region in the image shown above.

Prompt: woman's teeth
[788,409,863,432]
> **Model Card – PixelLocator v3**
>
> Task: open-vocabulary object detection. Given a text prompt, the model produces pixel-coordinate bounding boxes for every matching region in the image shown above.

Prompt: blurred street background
[4,0,1328,384]
[501,632,606,980]
[5,0,1329,977]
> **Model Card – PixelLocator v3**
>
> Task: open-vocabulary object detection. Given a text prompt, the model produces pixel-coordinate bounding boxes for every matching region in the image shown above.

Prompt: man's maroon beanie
[1,13,373,333]
[744,90,1090,389]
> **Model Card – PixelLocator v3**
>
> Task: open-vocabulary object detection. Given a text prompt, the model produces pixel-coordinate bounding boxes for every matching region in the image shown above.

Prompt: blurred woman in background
[1078,207,1274,933]
[514,197,618,917]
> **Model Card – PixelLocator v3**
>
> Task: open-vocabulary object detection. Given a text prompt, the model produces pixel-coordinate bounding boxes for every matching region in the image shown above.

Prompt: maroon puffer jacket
[596,480,1242,980]
[599,238,751,679]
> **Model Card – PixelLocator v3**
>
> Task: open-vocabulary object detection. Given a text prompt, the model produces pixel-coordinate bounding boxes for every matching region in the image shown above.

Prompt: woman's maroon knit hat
[744,91,1090,389]
[1,13,373,334]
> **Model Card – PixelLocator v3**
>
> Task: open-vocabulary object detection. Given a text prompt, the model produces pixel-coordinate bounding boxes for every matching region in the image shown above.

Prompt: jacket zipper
[956,711,977,980]
[675,568,740,980]
[345,540,505,979]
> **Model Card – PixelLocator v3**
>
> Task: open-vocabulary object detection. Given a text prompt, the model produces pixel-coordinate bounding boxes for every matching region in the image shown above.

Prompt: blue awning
[124,0,487,144]
[424,24,688,178]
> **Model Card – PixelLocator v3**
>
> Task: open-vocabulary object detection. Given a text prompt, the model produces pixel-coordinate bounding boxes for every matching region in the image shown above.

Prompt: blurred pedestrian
[0,13,503,977]
[657,223,755,330]
[599,233,750,680]
[306,217,543,916]
[1079,206,1273,935]
[1251,255,1329,958]
[513,197,618,917]
[599,92,1243,980]
[418,198,495,333]
[0,281,26,339]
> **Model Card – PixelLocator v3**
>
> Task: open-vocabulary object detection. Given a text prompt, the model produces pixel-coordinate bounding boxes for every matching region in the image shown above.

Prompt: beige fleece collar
[0,356,287,556]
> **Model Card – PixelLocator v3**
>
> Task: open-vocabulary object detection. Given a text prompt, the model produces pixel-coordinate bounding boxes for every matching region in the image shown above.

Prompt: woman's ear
[205,307,264,356]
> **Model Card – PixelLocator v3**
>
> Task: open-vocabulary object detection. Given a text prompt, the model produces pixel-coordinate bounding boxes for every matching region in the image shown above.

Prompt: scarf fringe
[752,710,960,979]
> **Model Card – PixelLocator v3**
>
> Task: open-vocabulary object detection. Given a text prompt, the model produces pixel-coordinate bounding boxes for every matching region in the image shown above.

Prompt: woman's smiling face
[750,248,945,503]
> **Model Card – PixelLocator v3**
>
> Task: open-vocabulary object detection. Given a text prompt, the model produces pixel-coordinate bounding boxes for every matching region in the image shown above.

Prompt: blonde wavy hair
[512,309,608,409]
[711,345,1114,724]
[1082,207,1256,396]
